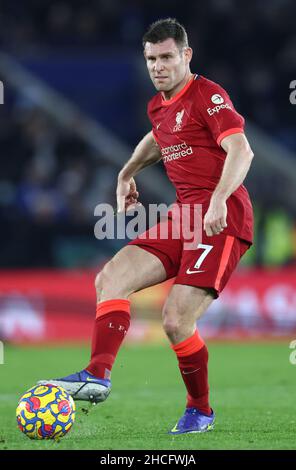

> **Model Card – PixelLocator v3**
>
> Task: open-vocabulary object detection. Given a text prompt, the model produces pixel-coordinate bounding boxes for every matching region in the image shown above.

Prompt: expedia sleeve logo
[207,93,232,115]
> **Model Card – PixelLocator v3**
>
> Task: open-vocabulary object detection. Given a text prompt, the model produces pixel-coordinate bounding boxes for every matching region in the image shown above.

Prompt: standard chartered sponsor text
[161,141,193,163]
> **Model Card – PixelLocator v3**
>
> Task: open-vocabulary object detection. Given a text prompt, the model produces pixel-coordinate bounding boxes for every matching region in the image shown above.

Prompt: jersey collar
[161,74,197,106]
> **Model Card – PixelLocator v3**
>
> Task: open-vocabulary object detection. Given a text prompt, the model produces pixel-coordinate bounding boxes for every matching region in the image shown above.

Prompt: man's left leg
[162,284,215,434]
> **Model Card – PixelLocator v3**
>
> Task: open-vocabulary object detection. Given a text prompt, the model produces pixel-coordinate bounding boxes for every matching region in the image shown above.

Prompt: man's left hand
[203,198,228,236]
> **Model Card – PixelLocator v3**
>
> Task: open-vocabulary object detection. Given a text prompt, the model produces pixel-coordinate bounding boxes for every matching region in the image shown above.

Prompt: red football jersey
[148,74,253,244]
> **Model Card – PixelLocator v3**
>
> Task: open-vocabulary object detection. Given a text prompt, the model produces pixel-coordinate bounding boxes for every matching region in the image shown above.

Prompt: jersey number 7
[186,244,213,274]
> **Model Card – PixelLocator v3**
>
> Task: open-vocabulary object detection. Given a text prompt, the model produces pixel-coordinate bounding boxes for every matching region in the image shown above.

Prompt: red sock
[86,299,130,380]
[172,330,211,415]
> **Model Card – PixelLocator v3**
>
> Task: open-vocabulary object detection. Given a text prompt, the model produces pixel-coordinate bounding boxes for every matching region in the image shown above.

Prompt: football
[16,384,76,440]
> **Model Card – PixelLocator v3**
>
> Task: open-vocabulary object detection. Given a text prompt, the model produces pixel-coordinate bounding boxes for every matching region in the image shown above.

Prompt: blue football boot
[38,369,111,403]
[169,408,215,435]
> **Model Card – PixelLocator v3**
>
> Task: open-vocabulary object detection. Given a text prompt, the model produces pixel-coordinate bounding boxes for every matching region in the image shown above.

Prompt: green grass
[0,341,295,450]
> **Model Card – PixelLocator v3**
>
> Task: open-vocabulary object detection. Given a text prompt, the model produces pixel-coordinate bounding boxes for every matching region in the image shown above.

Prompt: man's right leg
[86,245,167,382]
[38,245,167,402]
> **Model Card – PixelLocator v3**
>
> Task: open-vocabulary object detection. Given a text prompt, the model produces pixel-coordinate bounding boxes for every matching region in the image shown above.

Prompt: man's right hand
[116,177,141,213]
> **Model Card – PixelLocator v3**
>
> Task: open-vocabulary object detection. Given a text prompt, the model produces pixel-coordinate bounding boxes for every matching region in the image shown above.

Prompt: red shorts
[128,218,250,297]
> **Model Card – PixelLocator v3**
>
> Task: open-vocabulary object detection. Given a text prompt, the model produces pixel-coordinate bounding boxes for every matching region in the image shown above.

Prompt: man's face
[144,38,192,92]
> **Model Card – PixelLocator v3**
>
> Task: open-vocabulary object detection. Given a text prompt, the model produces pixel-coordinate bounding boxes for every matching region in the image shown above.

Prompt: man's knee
[95,258,113,293]
[162,301,198,344]
[94,268,106,296]
[94,258,131,300]
[162,305,182,341]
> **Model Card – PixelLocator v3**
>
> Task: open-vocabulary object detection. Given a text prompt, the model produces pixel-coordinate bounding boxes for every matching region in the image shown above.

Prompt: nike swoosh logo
[171,424,179,433]
[156,123,161,129]
[186,269,205,274]
[182,368,201,375]
[86,377,99,382]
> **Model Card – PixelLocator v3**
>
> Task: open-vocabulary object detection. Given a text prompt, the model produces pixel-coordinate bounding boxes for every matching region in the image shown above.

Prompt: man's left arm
[204,133,254,237]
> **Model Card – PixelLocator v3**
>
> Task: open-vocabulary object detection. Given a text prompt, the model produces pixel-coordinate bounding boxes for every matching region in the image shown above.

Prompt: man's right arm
[117,131,161,212]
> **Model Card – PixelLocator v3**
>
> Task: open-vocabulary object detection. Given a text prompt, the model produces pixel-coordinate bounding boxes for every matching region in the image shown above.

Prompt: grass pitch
[0,341,295,450]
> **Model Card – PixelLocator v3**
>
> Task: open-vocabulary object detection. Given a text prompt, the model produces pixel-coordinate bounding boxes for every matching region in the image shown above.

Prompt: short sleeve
[196,80,245,147]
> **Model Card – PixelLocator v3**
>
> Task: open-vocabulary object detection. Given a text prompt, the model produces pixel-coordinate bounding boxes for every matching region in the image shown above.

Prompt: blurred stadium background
[0,0,295,346]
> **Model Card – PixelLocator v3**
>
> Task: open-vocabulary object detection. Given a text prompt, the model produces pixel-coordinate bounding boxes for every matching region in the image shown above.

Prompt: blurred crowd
[0,101,120,267]
[0,0,295,268]
[0,0,295,148]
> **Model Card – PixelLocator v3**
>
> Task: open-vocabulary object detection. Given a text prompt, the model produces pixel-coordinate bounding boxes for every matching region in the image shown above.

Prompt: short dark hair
[142,18,188,49]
